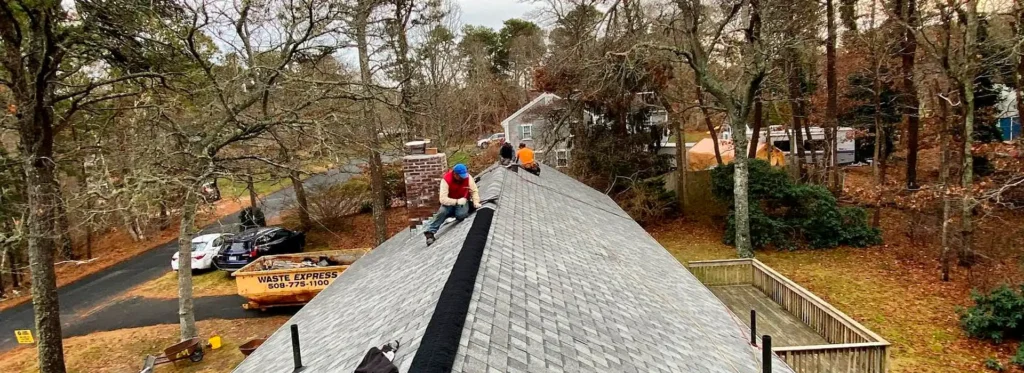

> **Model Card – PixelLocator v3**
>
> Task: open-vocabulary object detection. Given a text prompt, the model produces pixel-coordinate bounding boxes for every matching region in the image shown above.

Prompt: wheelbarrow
[139,337,205,373]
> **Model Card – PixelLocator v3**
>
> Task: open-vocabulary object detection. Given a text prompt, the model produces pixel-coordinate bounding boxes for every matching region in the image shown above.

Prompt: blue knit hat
[453,164,469,178]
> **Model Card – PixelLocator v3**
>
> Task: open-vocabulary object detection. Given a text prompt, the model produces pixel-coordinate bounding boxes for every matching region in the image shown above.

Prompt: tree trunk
[696,85,724,165]
[176,189,199,341]
[937,84,953,281]
[959,0,979,267]
[900,0,921,190]
[802,101,818,166]
[290,170,311,232]
[748,96,763,159]
[9,249,20,288]
[826,0,840,191]
[158,201,170,231]
[787,57,806,179]
[247,174,258,208]
[675,112,687,214]
[20,113,68,373]
[71,124,91,259]
[394,0,416,140]
[357,0,388,245]
[731,113,754,258]
[54,193,73,260]
[1016,4,1024,143]
[872,63,885,228]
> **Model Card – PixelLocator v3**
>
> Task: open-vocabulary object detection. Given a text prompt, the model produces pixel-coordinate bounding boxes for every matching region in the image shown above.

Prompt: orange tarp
[687,138,786,171]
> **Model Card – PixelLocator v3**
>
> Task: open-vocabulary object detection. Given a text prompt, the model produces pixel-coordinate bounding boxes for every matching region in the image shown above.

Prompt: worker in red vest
[425,163,480,245]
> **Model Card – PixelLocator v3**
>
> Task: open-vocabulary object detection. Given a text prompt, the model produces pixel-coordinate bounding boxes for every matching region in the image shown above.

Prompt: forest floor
[0,317,289,373]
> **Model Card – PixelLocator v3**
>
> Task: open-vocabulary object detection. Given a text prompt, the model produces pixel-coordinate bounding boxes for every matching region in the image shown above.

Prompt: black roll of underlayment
[407,207,495,373]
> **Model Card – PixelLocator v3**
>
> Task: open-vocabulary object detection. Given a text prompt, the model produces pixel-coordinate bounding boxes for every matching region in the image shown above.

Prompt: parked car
[172,233,233,271]
[213,227,306,271]
[476,133,505,148]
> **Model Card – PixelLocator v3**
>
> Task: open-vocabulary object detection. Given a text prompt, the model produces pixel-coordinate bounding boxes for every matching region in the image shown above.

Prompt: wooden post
[762,335,772,373]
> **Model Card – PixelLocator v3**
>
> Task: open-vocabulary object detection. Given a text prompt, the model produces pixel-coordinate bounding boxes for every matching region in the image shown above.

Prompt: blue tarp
[999,116,1021,141]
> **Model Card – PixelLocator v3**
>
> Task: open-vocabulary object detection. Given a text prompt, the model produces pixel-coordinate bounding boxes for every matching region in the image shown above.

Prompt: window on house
[555,149,569,168]
[773,140,792,152]
[520,124,533,140]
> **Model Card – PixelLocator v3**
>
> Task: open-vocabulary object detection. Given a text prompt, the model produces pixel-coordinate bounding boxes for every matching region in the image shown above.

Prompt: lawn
[217,175,293,201]
[671,131,711,144]
[125,270,238,299]
[650,218,1014,373]
[0,318,289,373]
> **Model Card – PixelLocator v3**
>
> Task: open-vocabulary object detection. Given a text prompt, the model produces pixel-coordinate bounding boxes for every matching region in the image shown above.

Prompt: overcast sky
[456,0,541,30]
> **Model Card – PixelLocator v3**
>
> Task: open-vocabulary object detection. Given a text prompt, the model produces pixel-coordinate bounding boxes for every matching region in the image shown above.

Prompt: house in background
[502,92,670,168]
[995,84,1021,141]
[502,93,573,168]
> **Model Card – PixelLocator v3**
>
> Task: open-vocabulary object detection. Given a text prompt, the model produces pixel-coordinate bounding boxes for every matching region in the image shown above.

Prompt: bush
[974,123,1003,143]
[1013,344,1024,367]
[711,159,881,250]
[986,357,1006,371]
[306,178,371,226]
[616,177,678,225]
[358,161,405,204]
[959,284,1024,343]
[974,155,995,178]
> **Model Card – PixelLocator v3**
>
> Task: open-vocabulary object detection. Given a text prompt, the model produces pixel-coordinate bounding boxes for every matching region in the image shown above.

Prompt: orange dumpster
[231,249,367,310]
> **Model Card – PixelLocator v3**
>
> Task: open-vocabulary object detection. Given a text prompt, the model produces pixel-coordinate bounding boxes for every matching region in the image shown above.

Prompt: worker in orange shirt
[515,143,540,175]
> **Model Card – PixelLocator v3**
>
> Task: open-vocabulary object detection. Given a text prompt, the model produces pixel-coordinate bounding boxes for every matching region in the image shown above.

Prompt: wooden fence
[688,259,889,373]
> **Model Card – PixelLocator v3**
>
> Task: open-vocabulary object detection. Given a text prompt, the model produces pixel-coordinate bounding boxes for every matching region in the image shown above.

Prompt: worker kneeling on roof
[516,143,540,175]
[424,163,480,245]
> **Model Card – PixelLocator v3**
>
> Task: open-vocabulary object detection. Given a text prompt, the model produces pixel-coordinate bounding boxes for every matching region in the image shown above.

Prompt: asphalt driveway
[0,159,379,351]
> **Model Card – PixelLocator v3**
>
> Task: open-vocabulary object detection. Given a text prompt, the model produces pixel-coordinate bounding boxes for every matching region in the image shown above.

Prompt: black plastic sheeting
[408,207,495,373]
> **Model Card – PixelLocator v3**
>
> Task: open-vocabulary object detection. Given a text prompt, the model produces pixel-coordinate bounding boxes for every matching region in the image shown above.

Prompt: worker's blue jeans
[426,204,469,234]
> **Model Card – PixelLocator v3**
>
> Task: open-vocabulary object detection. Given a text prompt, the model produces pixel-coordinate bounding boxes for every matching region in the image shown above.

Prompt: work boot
[424,232,436,246]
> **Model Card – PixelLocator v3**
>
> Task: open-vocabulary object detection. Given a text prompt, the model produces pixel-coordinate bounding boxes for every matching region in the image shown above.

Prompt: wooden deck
[710,285,828,347]
[689,259,889,373]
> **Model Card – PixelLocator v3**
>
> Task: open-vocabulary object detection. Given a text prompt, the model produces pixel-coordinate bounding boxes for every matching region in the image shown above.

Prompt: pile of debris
[258,256,342,271]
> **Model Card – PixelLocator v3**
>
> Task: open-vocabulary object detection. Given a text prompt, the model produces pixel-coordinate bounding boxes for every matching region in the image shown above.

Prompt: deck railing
[688,258,889,373]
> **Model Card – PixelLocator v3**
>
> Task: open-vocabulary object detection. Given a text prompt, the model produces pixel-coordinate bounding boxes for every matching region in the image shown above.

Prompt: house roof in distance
[233,164,794,373]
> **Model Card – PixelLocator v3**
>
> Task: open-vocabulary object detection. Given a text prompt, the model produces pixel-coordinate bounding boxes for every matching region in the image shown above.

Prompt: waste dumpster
[232,249,367,310]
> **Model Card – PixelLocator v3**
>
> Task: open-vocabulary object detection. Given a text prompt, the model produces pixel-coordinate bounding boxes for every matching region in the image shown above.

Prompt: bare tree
[826,0,841,191]
[895,0,922,190]
[654,0,789,257]
[152,0,359,339]
[0,1,182,370]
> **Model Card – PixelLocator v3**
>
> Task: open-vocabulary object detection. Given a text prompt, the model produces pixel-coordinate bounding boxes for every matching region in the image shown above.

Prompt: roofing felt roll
[407,207,495,373]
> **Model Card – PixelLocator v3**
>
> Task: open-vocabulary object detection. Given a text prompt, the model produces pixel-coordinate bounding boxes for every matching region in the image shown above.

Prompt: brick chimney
[403,141,446,229]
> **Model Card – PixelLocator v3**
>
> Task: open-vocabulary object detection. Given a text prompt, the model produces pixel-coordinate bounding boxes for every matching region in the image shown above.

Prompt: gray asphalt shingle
[234,164,794,373]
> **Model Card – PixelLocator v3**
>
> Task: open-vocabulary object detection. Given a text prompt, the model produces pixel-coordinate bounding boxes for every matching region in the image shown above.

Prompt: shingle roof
[233,165,795,373]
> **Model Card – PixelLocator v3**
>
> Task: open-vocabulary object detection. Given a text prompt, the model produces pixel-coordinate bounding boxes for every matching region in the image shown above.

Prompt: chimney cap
[404,140,429,155]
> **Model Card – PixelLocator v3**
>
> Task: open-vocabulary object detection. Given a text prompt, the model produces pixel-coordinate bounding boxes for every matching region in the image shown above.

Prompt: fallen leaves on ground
[652,217,1020,373]
[0,317,289,373]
